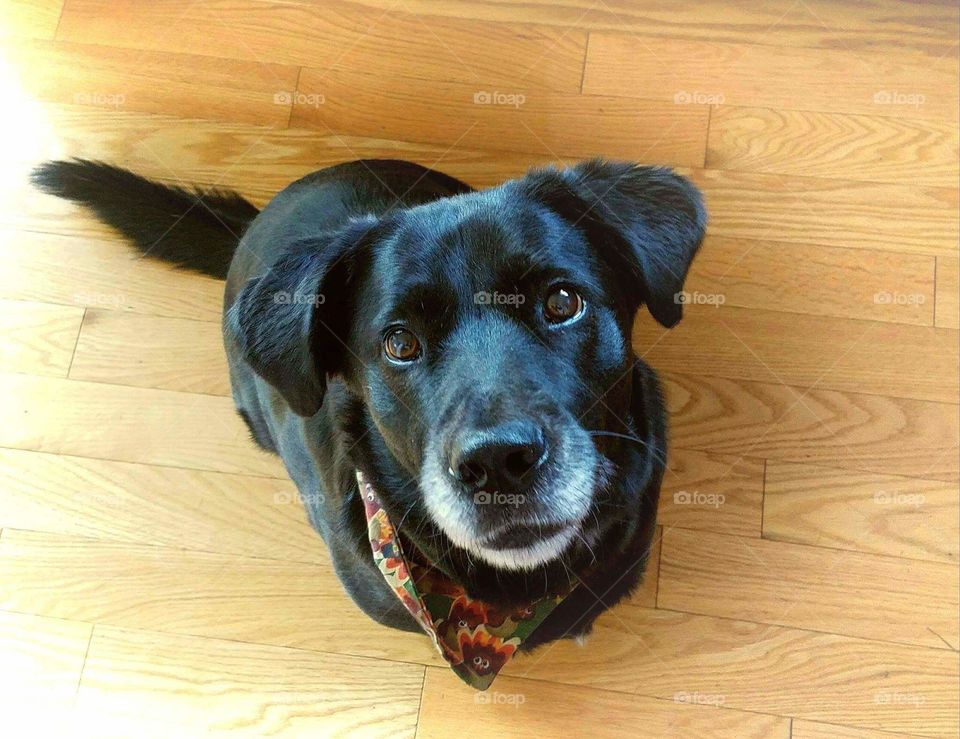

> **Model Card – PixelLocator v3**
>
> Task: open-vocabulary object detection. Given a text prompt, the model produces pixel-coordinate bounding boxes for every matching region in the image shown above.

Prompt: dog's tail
[31,159,259,279]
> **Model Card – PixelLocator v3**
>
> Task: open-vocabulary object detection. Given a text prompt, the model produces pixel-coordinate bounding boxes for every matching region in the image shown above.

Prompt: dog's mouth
[479,520,574,550]
[420,421,599,571]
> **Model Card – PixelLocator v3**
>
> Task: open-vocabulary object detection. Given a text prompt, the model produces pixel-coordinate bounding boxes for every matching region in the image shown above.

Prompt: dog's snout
[447,421,547,495]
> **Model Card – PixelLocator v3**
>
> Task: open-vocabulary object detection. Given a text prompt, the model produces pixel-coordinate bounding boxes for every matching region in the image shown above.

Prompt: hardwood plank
[634,304,960,404]
[292,68,709,165]
[658,448,764,537]
[418,667,789,739]
[57,0,588,92]
[763,461,958,565]
[664,373,959,482]
[936,255,959,329]
[0,609,91,708]
[0,228,224,321]
[793,719,922,739]
[686,236,936,327]
[658,528,959,650]
[691,168,959,258]
[5,38,298,127]
[584,33,959,121]
[0,372,286,477]
[70,311,228,395]
[14,103,544,204]
[509,611,959,738]
[0,298,83,377]
[77,626,423,737]
[0,448,323,563]
[332,0,960,57]
[0,0,63,40]
[707,106,960,186]
[0,529,442,666]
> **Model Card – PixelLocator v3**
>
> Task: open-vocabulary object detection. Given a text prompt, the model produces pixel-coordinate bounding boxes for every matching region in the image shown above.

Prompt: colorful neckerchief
[357,471,577,690]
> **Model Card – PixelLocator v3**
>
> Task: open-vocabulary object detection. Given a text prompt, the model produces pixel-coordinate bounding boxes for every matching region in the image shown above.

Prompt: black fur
[31,159,259,278]
[34,157,705,651]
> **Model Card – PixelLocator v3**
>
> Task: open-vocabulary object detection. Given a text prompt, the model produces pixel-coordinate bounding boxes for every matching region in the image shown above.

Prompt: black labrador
[33,158,705,650]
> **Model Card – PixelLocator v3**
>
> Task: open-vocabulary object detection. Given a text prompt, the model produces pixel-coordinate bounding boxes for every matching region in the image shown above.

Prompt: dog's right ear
[225,217,380,417]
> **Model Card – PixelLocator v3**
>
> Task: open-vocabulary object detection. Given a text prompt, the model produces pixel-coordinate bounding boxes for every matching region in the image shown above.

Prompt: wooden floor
[0,1,958,736]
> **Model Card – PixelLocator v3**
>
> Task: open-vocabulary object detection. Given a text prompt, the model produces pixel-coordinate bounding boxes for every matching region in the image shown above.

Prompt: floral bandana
[357,471,577,690]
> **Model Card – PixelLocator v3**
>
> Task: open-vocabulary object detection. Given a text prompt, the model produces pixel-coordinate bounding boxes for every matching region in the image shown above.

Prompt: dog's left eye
[544,286,584,324]
[383,327,421,363]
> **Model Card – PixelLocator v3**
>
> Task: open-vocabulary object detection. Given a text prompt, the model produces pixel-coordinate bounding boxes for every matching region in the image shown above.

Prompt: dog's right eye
[383,327,421,363]
[544,285,585,324]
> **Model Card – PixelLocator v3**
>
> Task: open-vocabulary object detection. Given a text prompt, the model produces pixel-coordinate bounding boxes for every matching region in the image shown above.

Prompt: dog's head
[228,160,705,574]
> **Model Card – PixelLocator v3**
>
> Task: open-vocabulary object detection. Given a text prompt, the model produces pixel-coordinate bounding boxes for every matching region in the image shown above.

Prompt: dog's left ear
[224,217,380,417]
[523,159,706,327]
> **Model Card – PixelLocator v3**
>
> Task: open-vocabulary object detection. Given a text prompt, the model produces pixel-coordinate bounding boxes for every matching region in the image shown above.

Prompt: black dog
[33,158,705,650]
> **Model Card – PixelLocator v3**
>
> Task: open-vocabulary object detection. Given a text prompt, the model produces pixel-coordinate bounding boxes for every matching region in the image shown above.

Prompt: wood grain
[0,298,83,376]
[5,39,298,127]
[583,33,959,121]
[707,106,960,186]
[691,168,959,258]
[57,0,588,92]
[509,612,959,737]
[0,609,91,709]
[763,461,958,565]
[329,0,960,57]
[936,255,959,329]
[77,626,424,737]
[0,372,286,477]
[292,68,709,165]
[0,229,224,321]
[665,372,959,481]
[0,529,442,666]
[0,0,63,40]
[658,528,959,650]
[634,304,959,403]
[658,448,764,537]
[685,236,937,327]
[792,719,922,739]
[13,103,542,202]
[418,667,790,739]
[0,448,322,562]
[70,311,228,395]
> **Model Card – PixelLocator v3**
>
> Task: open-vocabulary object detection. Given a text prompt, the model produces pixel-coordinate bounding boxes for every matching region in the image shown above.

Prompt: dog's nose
[447,421,547,495]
